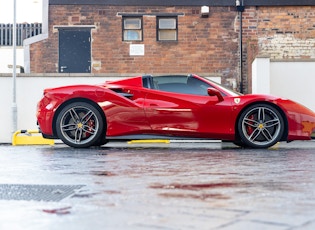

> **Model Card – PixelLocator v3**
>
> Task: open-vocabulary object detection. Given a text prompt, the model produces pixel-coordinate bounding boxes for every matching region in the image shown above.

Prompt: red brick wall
[30,5,240,88]
[241,6,315,93]
[30,5,315,93]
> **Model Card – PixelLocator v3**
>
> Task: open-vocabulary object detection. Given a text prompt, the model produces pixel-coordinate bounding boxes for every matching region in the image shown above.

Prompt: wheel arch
[234,101,289,142]
[52,98,107,138]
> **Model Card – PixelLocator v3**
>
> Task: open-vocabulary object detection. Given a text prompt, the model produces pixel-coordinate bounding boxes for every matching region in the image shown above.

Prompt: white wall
[0,47,24,73]
[270,61,315,112]
[0,75,122,143]
[252,57,315,112]
[252,57,270,94]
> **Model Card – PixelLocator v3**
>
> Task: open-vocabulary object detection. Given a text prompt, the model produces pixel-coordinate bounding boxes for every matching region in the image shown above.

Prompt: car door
[143,76,232,138]
[103,86,151,136]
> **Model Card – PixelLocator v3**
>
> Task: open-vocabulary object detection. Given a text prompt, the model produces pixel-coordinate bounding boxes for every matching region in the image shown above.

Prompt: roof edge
[49,0,315,7]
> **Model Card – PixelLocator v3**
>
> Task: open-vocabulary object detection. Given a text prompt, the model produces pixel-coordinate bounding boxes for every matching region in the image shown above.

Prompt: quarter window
[157,17,177,41]
[123,17,142,41]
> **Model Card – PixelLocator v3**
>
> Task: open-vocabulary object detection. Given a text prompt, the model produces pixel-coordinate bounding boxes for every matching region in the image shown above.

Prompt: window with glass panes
[123,17,142,41]
[157,17,177,41]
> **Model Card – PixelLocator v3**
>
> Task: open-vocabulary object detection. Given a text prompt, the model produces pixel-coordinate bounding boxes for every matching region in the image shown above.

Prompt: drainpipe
[236,0,244,93]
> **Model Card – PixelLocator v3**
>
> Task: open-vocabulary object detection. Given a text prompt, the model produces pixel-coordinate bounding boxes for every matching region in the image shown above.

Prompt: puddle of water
[158,192,229,200]
[150,182,239,190]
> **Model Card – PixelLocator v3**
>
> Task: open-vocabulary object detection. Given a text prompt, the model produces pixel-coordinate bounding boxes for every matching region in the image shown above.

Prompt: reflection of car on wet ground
[36,74,315,149]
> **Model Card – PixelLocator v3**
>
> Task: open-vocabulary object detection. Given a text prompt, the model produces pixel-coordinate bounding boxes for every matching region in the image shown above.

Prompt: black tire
[56,102,104,148]
[233,140,247,148]
[93,136,108,147]
[237,104,284,148]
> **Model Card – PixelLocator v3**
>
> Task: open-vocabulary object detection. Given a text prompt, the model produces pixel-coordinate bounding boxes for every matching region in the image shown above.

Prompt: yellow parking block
[12,129,54,146]
[127,139,170,144]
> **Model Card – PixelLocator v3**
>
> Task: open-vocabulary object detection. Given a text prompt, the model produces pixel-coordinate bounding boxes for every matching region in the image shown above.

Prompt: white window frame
[123,17,142,41]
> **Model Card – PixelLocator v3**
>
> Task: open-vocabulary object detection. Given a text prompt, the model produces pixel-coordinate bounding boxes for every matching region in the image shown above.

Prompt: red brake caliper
[86,119,95,137]
[246,114,255,135]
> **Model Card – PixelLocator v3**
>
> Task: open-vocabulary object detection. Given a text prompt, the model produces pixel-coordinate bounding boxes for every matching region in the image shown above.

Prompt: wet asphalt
[0,141,315,230]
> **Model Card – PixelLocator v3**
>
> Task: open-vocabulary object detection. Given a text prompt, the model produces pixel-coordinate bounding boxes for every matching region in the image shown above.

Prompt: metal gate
[0,23,42,46]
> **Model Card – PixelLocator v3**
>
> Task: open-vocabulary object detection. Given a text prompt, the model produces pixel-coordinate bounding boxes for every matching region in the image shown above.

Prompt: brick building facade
[28,0,315,93]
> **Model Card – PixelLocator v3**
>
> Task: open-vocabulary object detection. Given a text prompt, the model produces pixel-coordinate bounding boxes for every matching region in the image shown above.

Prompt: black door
[59,29,91,73]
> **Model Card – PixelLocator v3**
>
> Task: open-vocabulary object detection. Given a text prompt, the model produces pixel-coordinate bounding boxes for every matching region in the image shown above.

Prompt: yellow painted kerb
[128,139,170,144]
[12,129,54,146]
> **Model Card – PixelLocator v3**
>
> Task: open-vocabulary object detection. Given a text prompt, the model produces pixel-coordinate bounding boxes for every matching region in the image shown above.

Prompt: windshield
[199,76,243,97]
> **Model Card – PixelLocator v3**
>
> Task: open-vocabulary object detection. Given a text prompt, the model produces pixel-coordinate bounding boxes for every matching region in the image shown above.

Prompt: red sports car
[36,74,315,148]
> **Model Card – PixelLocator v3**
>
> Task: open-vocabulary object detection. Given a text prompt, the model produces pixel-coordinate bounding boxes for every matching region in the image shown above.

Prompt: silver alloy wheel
[239,104,284,148]
[56,102,103,148]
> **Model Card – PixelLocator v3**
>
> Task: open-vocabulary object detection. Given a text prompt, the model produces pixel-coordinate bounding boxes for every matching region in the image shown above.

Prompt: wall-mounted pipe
[236,0,244,93]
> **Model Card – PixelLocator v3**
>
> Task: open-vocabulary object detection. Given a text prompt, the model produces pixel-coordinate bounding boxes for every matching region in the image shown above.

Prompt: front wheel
[237,104,285,148]
[56,102,104,148]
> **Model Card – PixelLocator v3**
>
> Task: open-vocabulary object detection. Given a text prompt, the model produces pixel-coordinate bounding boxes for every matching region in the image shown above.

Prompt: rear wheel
[56,102,104,148]
[237,104,284,148]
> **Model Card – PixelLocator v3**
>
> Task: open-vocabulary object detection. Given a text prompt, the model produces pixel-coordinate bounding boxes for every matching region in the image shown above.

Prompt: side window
[157,17,177,41]
[155,76,210,95]
[123,17,142,41]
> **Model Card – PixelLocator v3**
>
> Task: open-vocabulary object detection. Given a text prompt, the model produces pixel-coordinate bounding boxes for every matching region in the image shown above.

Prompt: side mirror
[207,88,224,102]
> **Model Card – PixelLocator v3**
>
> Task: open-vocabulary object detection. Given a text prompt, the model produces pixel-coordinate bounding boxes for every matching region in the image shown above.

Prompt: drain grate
[0,184,85,202]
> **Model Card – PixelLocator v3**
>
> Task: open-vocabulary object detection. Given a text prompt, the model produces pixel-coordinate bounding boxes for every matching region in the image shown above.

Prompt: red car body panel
[36,75,315,145]
[37,83,151,137]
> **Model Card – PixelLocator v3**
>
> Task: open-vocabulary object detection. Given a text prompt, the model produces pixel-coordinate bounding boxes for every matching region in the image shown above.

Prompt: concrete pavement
[0,141,314,229]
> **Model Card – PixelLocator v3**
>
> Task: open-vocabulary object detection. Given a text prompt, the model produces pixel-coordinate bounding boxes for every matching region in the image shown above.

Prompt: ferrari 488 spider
[37,74,315,148]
